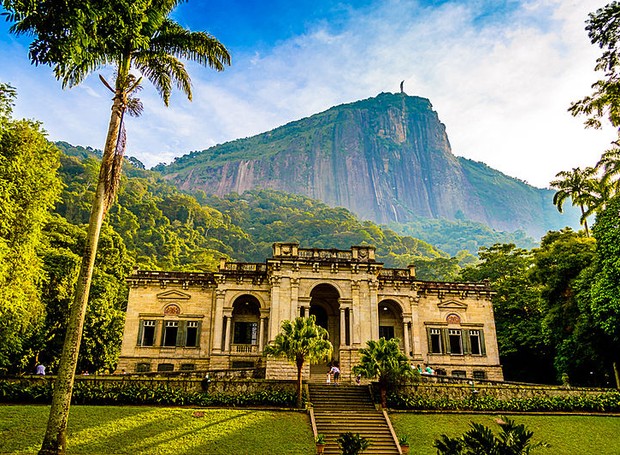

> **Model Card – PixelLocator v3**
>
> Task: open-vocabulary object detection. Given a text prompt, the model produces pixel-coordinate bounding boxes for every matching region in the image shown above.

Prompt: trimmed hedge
[388,391,620,412]
[0,379,298,407]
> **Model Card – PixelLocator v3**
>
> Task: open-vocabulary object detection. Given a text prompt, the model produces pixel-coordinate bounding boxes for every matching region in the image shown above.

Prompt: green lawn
[0,405,315,454]
[390,412,620,455]
[4,406,620,455]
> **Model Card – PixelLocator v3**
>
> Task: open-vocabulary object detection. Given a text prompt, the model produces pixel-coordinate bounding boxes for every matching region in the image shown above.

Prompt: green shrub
[0,379,297,407]
[388,391,620,412]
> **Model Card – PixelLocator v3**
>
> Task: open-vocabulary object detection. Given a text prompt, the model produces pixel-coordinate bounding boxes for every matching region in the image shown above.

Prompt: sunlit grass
[0,405,314,454]
[391,412,620,455]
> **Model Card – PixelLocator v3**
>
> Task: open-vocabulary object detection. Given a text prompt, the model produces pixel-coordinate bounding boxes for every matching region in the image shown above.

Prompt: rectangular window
[162,321,178,347]
[473,370,486,380]
[136,363,151,373]
[452,370,467,378]
[449,329,463,355]
[139,320,156,346]
[185,321,199,347]
[430,328,442,354]
[157,363,174,372]
[470,330,482,355]
[379,326,395,340]
[180,363,195,371]
[233,322,258,344]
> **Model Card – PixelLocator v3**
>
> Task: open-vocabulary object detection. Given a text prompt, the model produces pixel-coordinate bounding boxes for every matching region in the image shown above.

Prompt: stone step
[309,384,400,455]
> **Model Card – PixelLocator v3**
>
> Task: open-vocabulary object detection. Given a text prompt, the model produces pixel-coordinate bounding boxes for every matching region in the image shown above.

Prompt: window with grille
[186,321,199,347]
[449,329,463,355]
[473,370,486,380]
[430,328,442,354]
[139,320,156,346]
[136,363,151,373]
[470,330,482,355]
[162,321,178,346]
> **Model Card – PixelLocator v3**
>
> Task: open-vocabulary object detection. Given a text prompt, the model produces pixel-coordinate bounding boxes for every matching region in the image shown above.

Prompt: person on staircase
[330,361,341,385]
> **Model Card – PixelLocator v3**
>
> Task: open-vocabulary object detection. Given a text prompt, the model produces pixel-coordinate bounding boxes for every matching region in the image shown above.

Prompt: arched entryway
[230,295,261,354]
[308,284,340,378]
[378,299,404,349]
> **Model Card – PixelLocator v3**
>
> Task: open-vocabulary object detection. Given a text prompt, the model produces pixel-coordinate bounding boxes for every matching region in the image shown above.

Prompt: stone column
[403,319,411,357]
[340,307,347,346]
[259,316,267,353]
[224,312,232,352]
[290,277,300,321]
[351,280,361,345]
[298,296,311,317]
[409,295,421,358]
[268,275,281,343]
[369,280,379,339]
[212,289,226,352]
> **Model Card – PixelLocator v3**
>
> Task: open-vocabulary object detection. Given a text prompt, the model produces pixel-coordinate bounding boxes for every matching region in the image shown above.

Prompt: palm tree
[550,167,601,237]
[3,2,230,454]
[264,316,333,408]
[434,415,549,454]
[352,337,414,408]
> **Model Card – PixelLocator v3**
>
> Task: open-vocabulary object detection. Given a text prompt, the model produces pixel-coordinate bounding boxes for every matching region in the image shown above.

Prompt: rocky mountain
[157,93,578,238]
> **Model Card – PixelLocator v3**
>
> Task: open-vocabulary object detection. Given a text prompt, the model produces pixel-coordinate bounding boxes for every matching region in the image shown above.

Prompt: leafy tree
[434,416,548,455]
[264,316,333,408]
[2,1,230,453]
[596,146,620,195]
[352,337,415,408]
[459,245,553,383]
[0,84,62,372]
[590,193,620,387]
[569,2,620,132]
[531,229,605,385]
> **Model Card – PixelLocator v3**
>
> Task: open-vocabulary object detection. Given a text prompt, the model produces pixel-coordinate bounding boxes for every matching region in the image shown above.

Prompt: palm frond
[152,19,231,70]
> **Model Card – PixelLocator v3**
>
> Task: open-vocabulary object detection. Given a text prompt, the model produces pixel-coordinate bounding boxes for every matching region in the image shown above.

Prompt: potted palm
[337,432,370,455]
[316,434,326,454]
[398,435,410,454]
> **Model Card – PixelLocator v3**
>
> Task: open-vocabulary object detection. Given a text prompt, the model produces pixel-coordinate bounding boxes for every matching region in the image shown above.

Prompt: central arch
[309,283,340,361]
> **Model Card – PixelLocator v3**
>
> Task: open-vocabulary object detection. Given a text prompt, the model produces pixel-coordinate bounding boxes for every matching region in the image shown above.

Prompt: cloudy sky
[0,0,614,188]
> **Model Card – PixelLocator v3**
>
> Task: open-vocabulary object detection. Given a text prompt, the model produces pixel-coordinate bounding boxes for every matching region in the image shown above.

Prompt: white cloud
[1,0,614,188]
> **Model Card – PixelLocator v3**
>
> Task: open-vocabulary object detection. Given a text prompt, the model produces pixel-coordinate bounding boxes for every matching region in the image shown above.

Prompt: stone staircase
[309,384,400,455]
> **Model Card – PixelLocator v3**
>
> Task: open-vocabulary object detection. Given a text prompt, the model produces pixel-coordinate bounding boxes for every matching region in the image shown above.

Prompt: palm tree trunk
[579,204,590,237]
[39,92,125,455]
[296,357,304,408]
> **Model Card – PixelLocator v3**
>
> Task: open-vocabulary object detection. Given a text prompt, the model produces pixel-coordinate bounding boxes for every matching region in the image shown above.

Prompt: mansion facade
[117,243,504,381]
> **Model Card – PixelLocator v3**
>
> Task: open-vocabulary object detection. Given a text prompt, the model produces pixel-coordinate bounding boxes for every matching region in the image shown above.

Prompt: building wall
[117,244,503,381]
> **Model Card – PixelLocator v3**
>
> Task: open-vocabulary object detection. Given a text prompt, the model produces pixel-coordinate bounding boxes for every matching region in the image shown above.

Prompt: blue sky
[0,0,613,187]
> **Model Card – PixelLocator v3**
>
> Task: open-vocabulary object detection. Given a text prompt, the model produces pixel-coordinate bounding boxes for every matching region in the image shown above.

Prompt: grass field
[390,412,620,455]
[3,406,620,454]
[0,405,315,454]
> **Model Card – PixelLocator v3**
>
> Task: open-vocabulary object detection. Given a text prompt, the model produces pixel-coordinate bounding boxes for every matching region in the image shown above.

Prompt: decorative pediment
[156,290,191,300]
[437,300,468,310]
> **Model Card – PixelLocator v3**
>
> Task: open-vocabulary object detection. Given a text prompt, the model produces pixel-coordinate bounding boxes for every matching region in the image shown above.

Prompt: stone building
[117,243,503,381]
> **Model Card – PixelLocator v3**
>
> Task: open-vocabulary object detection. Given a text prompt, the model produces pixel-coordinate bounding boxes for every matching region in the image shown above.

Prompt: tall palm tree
[550,167,601,237]
[264,316,333,408]
[3,1,230,454]
[352,337,414,408]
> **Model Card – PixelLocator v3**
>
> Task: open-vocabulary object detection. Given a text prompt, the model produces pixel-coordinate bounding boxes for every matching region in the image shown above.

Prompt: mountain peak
[159,94,576,237]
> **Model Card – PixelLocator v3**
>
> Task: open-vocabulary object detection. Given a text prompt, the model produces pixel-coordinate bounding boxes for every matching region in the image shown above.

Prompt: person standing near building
[330,362,340,385]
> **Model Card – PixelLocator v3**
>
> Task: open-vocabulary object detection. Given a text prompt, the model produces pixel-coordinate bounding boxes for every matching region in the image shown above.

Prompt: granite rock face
[160,93,576,237]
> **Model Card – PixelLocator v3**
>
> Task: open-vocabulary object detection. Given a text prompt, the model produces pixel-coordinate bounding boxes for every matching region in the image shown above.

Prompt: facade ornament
[164,304,181,316]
